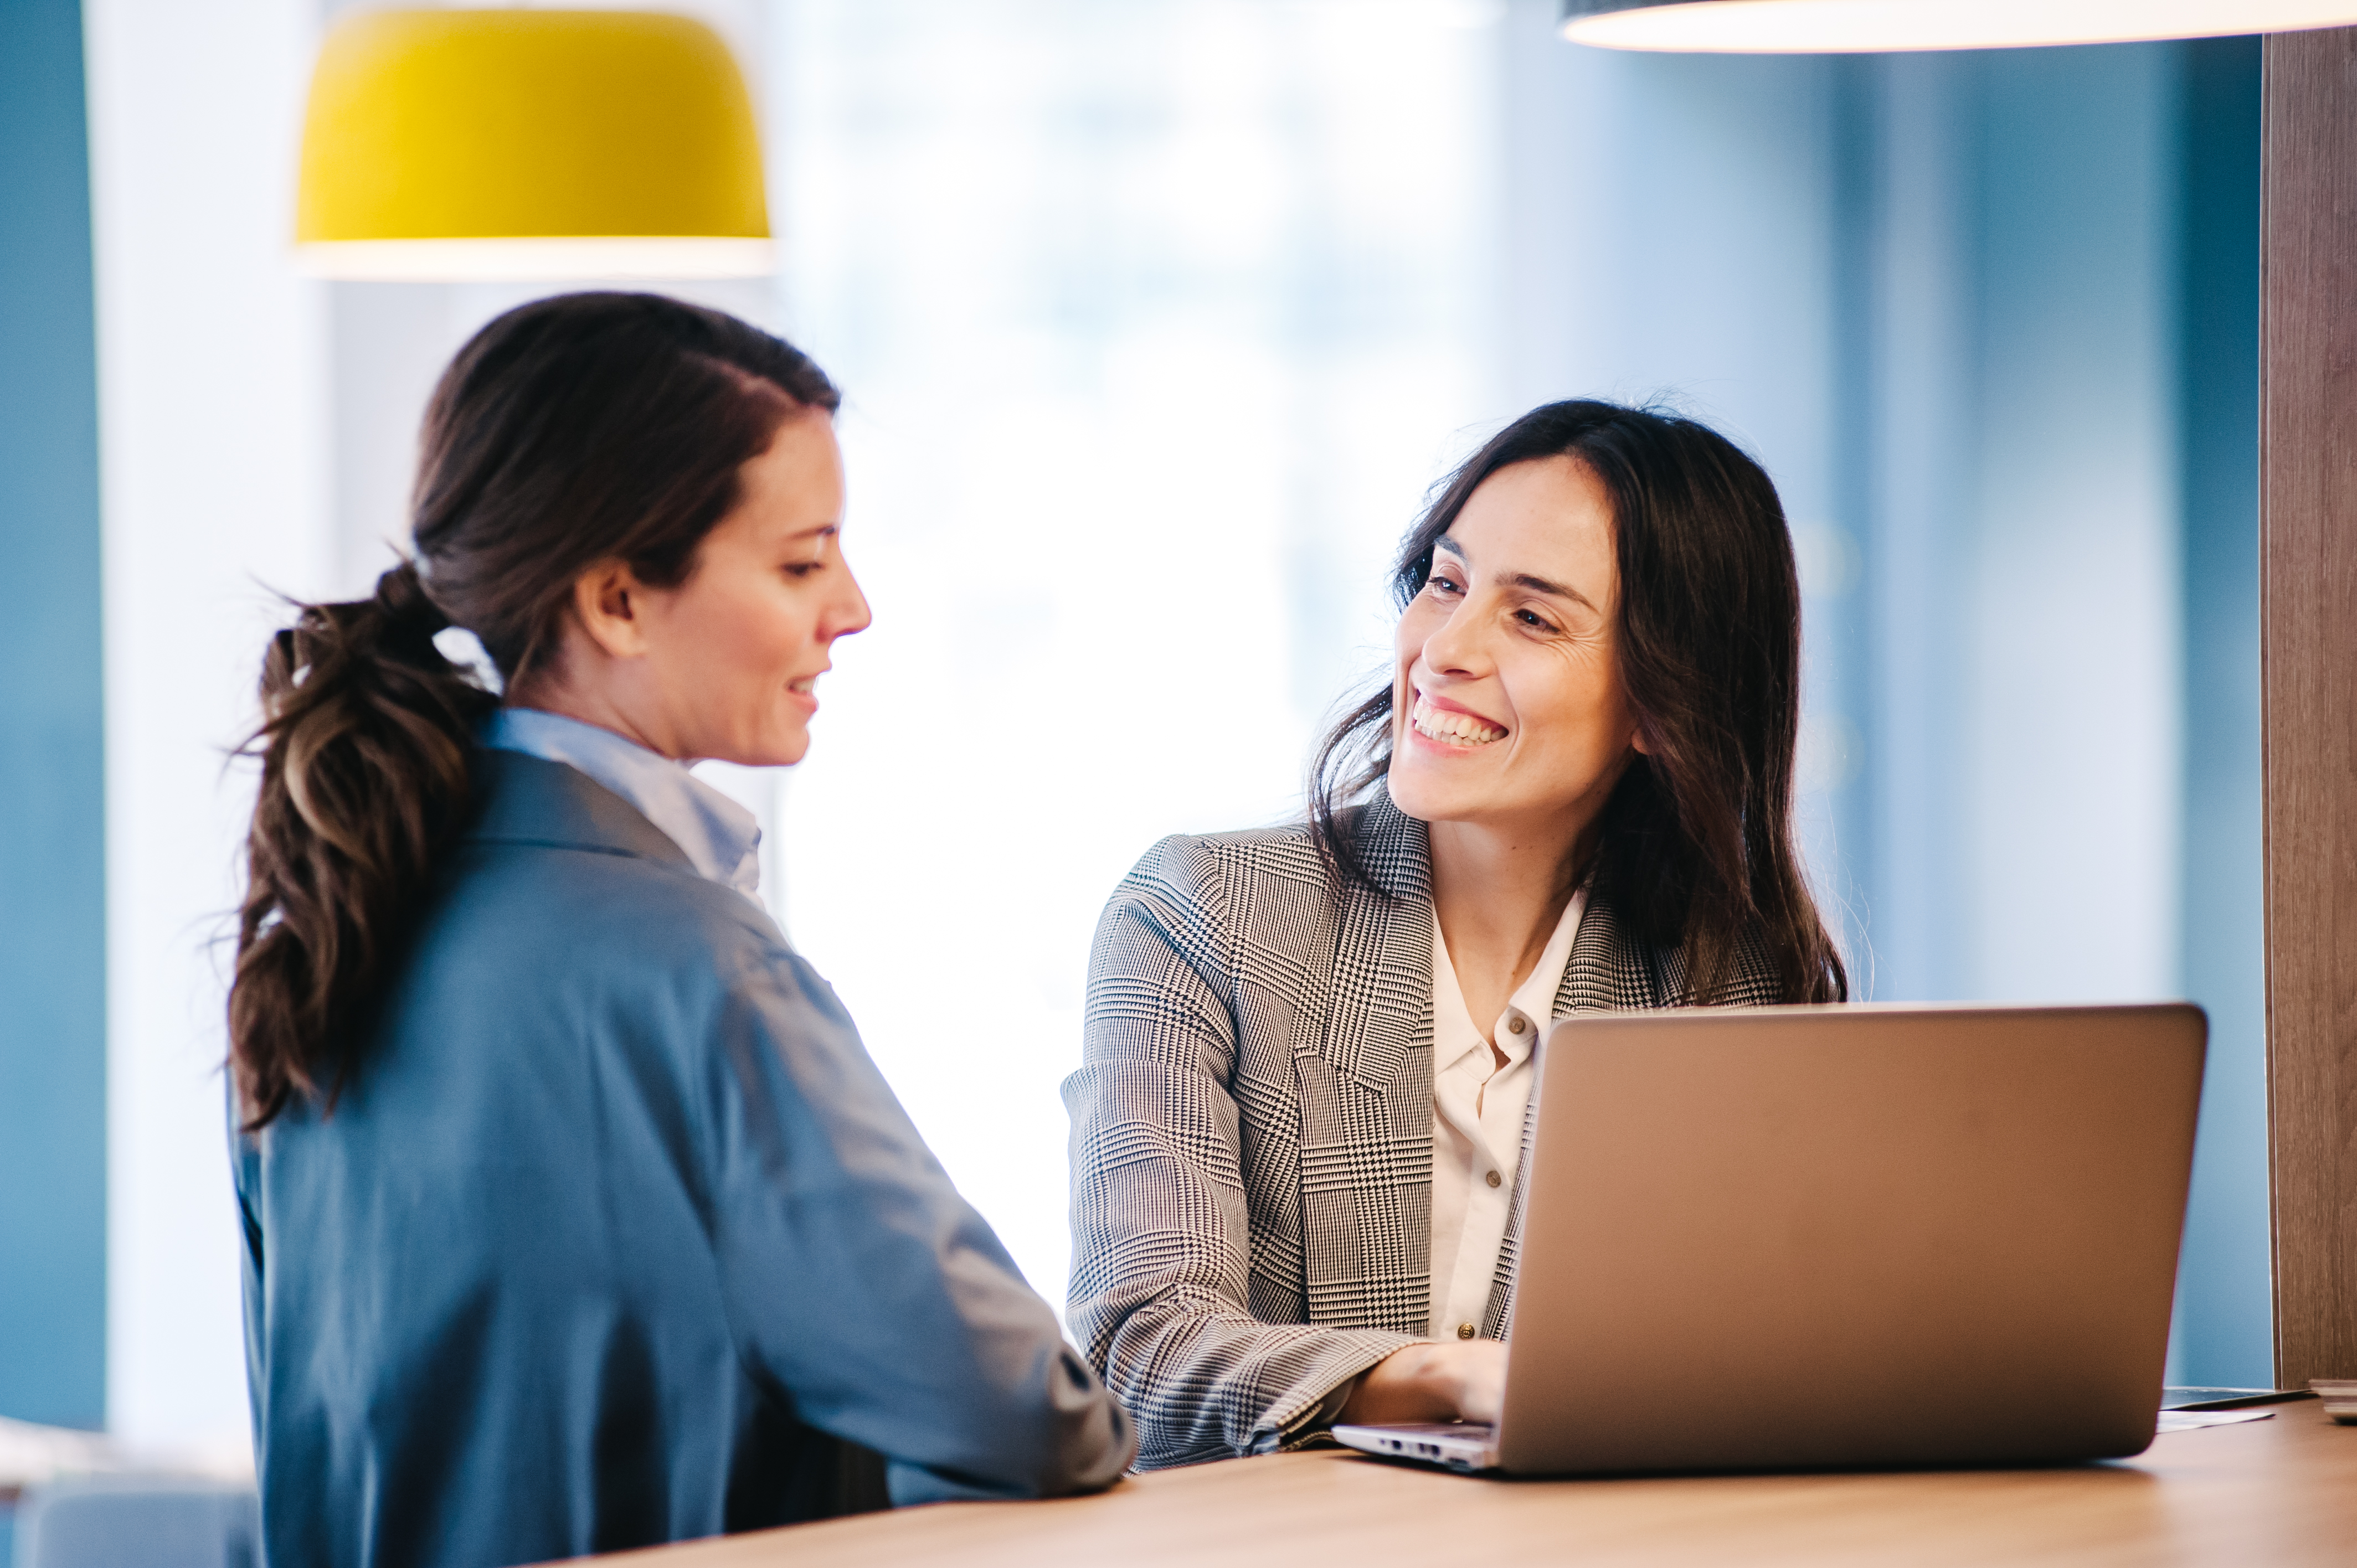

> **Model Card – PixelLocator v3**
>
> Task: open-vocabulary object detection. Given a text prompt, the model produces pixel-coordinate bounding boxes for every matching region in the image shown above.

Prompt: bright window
[756,0,1504,1301]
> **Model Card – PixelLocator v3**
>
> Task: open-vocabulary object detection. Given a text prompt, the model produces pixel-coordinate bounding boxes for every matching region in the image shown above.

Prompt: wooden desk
[600,1408,2355,1567]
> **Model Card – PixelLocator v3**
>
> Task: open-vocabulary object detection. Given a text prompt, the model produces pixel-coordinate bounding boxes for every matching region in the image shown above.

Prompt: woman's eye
[1427,573,1463,597]
[1515,608,1556,632]
[783,560,824,580]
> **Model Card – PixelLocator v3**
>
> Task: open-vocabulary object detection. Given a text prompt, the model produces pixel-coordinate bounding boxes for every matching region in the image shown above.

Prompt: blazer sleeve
[230,1097,267,1457]
[699,932,1136,1505]
[1063,835,1415,1469]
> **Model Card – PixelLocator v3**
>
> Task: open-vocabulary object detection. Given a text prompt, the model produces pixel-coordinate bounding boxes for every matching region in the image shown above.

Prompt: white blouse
[1427,889,1586,1342]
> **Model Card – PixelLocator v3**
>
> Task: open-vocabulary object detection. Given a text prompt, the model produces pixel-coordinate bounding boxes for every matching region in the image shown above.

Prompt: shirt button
[1486,1169,1502,1188]
[1457,1323,1476,1340]
[1507,1015,1527,1035]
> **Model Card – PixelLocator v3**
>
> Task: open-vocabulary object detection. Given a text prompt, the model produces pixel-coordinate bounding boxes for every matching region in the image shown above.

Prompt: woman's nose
[827,564,874,642]
[1419,599,1486,677]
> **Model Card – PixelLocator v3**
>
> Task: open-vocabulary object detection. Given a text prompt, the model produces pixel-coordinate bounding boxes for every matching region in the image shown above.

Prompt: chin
[1385,762,1471,824]
[704,729,810,769]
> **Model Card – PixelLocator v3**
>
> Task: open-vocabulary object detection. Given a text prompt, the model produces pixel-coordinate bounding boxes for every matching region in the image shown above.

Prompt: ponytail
[229,561,496,1129]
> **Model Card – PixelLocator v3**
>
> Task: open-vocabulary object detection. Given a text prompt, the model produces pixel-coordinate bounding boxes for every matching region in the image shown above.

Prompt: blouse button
[1486,1169,1502,1188]
[1457,1323,1476,1340]
[1507,1015,1527,1035]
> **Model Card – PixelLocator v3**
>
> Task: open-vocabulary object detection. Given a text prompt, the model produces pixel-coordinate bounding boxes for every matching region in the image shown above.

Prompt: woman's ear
[1629,723,1651,757]
[572,561,653,660]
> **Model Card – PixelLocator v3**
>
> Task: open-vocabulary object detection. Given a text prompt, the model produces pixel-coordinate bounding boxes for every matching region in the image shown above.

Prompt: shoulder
[322,833,811,1172]
[1118,821,1329,911]
[1095,826,1330,989]
[449,744,788,973]
[1093,819,1339,998]
[1094,798,1433,998]
[1562,889,1790,1012]
[415,844,790,1058]
[1115,792,1428,914]
[424,754,791,1011]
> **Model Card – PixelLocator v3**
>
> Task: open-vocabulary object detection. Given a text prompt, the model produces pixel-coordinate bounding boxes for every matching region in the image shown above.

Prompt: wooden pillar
[2262,25,2357,1390]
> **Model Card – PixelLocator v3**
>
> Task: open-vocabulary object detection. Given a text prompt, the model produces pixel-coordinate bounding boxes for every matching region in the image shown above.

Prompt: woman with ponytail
[230,292,1133,1568]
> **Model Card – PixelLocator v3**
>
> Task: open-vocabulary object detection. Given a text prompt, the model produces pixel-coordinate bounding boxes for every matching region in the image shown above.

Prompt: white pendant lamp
[1561,0,2357,53]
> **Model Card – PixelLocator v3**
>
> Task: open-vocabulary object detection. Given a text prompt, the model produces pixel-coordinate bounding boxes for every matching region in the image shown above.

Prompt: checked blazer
[1063,788,1783,1471]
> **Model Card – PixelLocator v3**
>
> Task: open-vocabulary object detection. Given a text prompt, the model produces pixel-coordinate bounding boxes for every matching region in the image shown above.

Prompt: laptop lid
[1495,1002,2205,1475]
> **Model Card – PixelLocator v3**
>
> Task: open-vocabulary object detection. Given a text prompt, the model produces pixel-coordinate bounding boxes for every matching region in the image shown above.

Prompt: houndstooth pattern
[1062,790,1783,1470]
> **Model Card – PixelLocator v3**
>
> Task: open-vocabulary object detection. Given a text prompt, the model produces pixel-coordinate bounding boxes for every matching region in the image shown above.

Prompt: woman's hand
[1337,1339,1507,1426]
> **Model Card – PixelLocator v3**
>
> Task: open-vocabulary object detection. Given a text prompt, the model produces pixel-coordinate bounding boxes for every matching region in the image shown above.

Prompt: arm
[1064,835,1418,1468]
[701,939,1135,1505]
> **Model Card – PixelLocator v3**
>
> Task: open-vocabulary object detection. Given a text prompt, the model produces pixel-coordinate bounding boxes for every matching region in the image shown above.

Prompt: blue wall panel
[2171,35,2268,1389]
[0,0,109,1438]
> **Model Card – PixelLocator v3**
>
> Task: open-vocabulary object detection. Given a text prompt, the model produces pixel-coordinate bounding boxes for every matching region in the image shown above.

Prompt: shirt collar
[480,708,763,902]
[1432,887,1589,1074]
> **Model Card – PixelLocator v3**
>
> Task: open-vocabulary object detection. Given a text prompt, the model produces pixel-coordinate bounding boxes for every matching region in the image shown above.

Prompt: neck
[503,674,677,762]
[1427,813,1593,993]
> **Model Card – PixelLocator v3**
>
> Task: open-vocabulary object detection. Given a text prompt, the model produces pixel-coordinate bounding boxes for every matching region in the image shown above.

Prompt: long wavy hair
[1310,398,1846,1005]
[230,292,840,1129]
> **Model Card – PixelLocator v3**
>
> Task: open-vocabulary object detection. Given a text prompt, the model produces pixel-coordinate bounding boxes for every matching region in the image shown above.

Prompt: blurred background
[0,0,2265,1494]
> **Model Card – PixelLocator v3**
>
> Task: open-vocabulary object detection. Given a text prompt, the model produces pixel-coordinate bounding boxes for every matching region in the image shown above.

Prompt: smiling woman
[227,292,1132,1567]
[1065,398,1846,1471]
[1322,399,1847,1010]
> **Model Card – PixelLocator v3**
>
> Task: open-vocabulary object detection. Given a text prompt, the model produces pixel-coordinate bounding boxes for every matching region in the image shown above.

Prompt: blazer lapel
[1316,795,1435,1095]
[1299,792,1437,1333]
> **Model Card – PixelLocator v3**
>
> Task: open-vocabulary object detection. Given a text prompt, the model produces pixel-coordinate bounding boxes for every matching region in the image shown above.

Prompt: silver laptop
[1335,1002,2205,1475]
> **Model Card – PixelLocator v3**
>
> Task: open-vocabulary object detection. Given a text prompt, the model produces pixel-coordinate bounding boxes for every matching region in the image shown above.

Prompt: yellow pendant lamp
[295,9,771,281]
[1561,0,2357,52]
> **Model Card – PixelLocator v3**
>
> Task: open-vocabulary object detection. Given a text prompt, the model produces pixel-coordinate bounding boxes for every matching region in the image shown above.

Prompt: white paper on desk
[0,1416,119,1490]
[0,1415,253,1490]
[2156,1408,2277,1432]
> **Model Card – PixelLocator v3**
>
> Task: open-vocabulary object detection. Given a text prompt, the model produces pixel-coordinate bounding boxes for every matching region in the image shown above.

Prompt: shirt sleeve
[1063,835,1416,1468]
[698,936,1136,1504]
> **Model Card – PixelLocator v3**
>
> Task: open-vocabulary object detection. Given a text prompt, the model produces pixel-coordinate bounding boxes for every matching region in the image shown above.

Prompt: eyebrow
[1434,534,1601,613]
[778,522,841,563]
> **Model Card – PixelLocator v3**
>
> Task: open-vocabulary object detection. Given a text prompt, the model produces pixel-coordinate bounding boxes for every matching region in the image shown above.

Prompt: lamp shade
[295,9,771,280]
[1561,0,2357,52]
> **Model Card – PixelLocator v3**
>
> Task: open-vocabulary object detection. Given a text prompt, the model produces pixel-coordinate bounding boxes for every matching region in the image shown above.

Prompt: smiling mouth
[1411,693,1506,747]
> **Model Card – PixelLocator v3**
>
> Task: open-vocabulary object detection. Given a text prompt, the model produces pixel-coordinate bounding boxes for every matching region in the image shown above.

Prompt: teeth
[1412,695,1506,747]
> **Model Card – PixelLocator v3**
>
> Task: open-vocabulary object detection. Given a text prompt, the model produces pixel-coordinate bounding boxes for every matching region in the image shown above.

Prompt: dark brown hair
[1311,398,1846,1005]
[230,292,840,1128]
